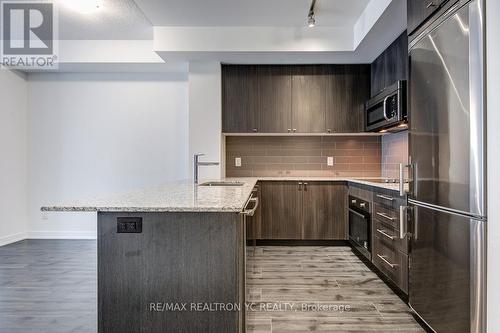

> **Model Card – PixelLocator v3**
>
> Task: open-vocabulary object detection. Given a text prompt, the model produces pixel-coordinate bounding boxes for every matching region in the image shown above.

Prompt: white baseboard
[0,231,97,247]
[0,232,28,247]
[26,231,97,240]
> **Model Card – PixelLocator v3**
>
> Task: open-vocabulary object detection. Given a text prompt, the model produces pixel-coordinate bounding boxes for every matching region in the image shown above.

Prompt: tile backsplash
[225,136,382,178]
[381,131,409,179]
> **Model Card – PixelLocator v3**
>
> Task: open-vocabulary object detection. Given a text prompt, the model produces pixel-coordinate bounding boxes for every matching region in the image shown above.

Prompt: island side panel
[97,212,245,333]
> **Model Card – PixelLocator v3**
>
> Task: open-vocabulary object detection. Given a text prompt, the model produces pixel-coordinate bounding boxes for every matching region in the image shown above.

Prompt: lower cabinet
[260,181,347,240]
[302,182,348,240]
[261,181,303,239]
[372,235,409,294]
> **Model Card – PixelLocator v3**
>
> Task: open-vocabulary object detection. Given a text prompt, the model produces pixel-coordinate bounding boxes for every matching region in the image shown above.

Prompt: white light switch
[327,157,334,166]
[235,157,242,167]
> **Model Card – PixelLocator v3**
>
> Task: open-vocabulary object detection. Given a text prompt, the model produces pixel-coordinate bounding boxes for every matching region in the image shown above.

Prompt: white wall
[486,0,500,331]
[27,72,189,238]
[0,69,28,246]
[188,62,223,181]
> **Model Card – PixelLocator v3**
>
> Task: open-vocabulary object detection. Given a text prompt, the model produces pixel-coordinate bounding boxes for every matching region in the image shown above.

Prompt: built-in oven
[348,195,371,260]
[365,80,407,132]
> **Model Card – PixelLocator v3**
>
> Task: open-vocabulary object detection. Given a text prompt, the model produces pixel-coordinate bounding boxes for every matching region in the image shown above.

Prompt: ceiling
[11,0,406,71]
[134,0,371,27]
[56,0,153,40]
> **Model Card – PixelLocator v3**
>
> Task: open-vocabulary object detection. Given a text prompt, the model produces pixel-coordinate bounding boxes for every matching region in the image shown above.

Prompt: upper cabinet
[291,66,326,133]
[222,65,260,133]
[326,65,370,133]
[407,0,453,37]
[370,32,408,97]
[258,66,292,133]
[222,64,370,134]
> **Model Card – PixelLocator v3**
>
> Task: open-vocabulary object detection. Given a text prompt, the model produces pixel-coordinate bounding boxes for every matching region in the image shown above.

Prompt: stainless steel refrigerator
[406,0,486,332]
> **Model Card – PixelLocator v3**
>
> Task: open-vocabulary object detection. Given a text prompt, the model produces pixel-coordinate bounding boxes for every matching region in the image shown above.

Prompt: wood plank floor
[0,240,97,333]
[246,246,425,333]
[0,240,424,332]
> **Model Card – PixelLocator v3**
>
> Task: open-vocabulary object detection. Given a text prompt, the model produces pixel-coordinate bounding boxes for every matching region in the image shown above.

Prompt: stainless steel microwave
[365,80,407,132]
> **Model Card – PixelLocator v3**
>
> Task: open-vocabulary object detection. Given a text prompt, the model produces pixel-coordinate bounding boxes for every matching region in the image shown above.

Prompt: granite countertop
[236,177,406,192]
[41,179,258,213]
[41,177,406,213]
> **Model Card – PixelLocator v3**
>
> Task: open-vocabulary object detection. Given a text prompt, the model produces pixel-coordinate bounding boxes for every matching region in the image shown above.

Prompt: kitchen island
[43,179,258,333]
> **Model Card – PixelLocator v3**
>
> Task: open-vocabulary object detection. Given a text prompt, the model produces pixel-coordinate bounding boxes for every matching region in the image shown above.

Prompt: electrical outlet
[235,157,242,167]
[117,217,142,233]
[327,156,334,166]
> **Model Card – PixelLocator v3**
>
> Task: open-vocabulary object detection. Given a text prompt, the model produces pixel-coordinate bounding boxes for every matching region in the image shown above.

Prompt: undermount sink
[199,181,245,187]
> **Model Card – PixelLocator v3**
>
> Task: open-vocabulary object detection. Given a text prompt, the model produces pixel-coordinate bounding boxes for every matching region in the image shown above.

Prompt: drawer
[373,203,400,230]
[373,190,405,210]
[373,218,408,254]
[373,235,408,293]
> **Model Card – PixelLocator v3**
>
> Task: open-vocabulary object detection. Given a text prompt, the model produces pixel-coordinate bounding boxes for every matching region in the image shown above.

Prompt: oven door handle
[349,208,367,219]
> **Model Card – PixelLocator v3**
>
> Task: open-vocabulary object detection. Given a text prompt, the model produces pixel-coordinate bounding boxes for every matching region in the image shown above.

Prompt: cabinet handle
[376,212,395,221]
[242,197,259,217]
[377,254,397,268]
[293,129,297,132]
[426,1,436,8]
[326,129,332,133]
[298,182,303,191]
[303,182,308,190]
[252,128,258,132]
[376,229,395,240]
[376,194,394,201]
[288,129,292,133]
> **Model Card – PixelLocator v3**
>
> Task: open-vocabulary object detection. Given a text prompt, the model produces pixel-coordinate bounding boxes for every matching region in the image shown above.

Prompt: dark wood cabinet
[221,64,371,134]
[302,182,347,240]
[258,65,292,133]
[260,181,303,239]
[291,66,326,133]
[325,65,370,132]
[407,0,449,36]
[260,181,347,240]
[371,32,408,97]
[222,65,259,133]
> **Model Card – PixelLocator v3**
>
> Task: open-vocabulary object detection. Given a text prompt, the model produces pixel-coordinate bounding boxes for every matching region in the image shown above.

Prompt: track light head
[308,14,316,28]
[307,0,317,28]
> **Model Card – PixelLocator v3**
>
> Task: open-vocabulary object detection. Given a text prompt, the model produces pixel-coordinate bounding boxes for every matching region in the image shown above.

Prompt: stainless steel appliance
[348,195,371,260]
[405,0,486,331]
[365,80,407,132]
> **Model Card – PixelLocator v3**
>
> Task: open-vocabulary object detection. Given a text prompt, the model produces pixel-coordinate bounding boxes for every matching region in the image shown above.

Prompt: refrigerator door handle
[399,163,412,196]
[399,206,408,239]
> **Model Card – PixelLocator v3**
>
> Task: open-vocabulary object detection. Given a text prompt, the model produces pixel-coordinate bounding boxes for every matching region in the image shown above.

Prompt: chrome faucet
[193,153,219,184]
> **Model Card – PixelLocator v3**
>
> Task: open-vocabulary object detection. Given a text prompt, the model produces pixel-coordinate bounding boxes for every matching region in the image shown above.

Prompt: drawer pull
[377,254,397,268]
[376,212,395,221]
[376,229,395,240]
[376,194,394,201]
[426,1,436,8]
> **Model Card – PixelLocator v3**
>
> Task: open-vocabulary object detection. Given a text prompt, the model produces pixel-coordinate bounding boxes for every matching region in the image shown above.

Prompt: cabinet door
[302,182,348,240]
[370,32,408,97]
[291,66,326,133]
[258,66,292,133]
[407,0,442,35]
[370,56,386,97]
[222,65,259,133]
[260,181,302,239]
[325,65,370,133]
